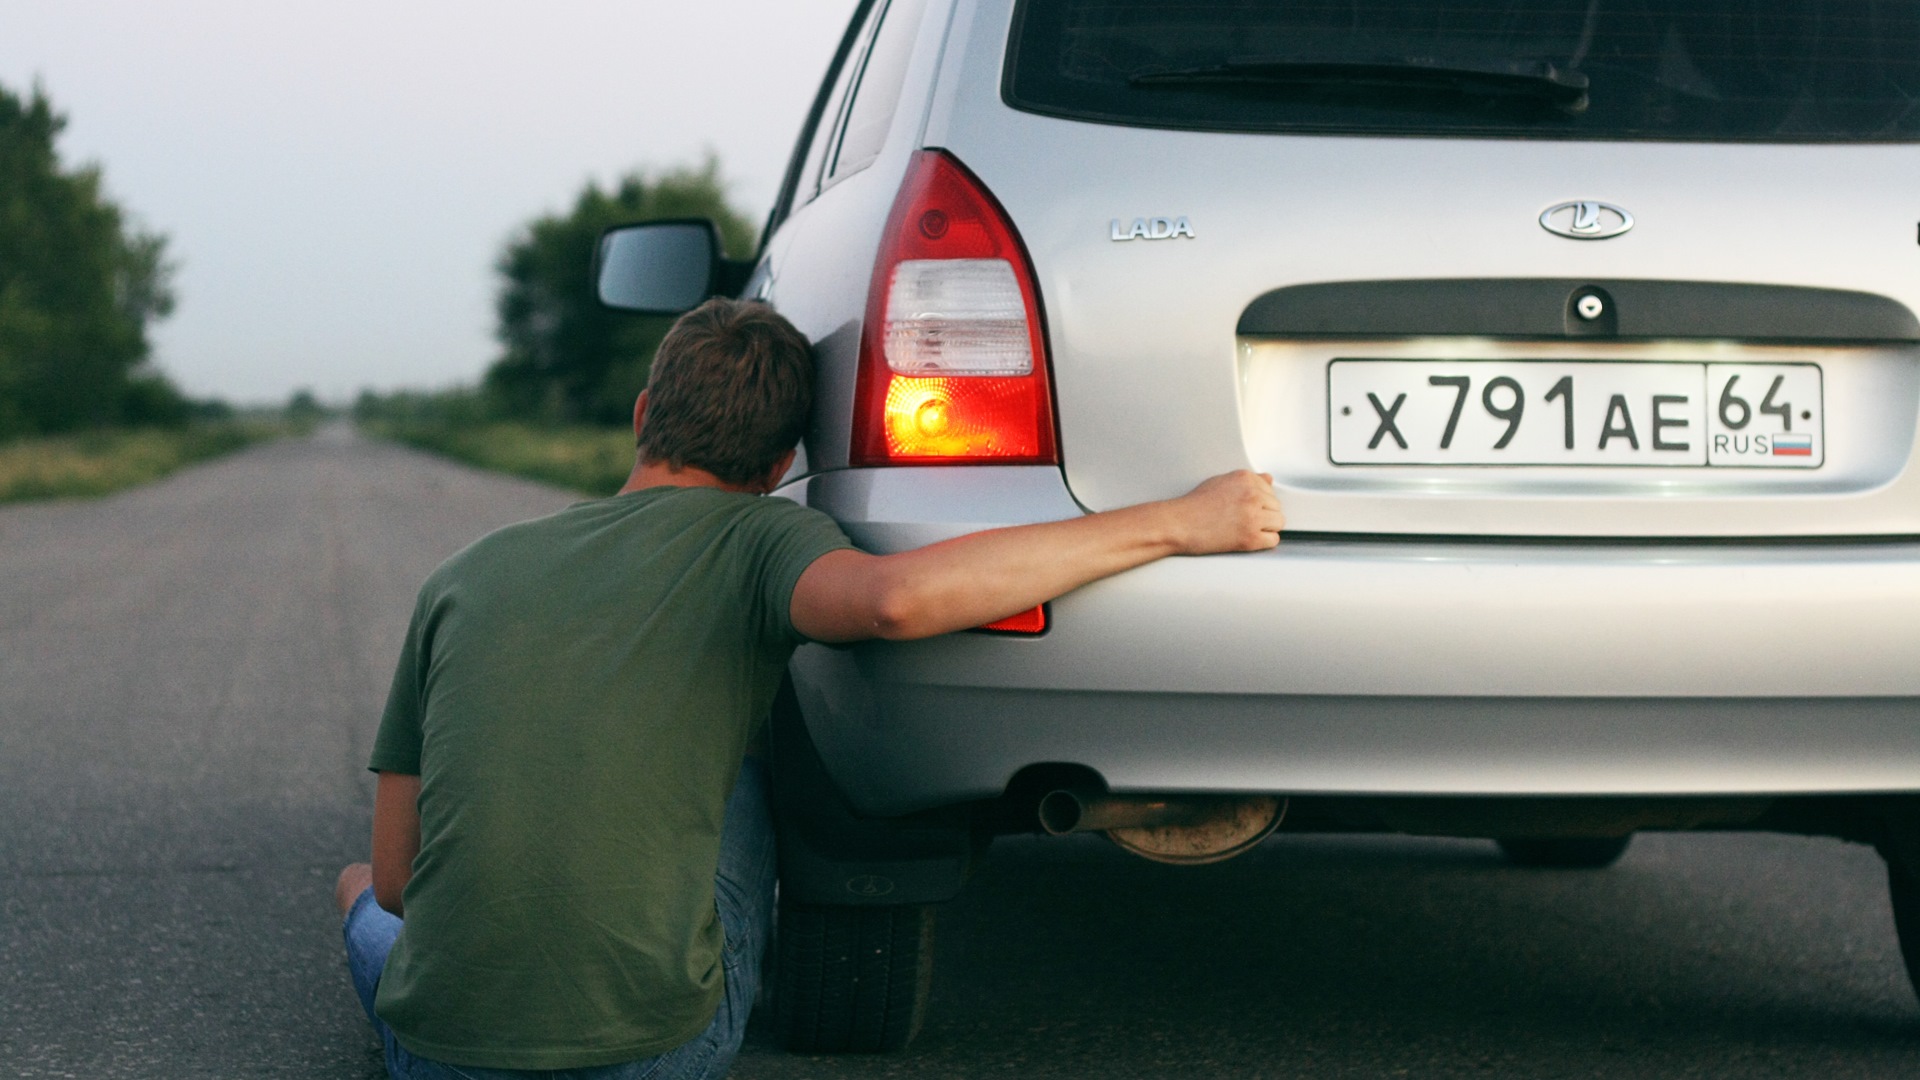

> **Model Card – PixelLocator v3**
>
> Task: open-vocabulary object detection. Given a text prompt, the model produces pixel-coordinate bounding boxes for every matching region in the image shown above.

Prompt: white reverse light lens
[884,259,1034,375]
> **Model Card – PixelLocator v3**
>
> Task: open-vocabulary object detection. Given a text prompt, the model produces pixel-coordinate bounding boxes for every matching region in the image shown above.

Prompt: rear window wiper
[1129,57,1590,114]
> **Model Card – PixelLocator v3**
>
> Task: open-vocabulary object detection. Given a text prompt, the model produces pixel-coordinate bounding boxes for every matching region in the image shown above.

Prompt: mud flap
[769,676,976,906]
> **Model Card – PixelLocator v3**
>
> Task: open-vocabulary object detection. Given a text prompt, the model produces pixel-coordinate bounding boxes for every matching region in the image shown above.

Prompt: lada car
[595,0,1920,1052]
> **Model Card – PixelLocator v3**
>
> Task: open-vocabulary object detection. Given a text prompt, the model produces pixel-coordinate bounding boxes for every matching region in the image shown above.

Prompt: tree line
[358,158,754,430]
[0,83,212,441]
[4,79,752,439]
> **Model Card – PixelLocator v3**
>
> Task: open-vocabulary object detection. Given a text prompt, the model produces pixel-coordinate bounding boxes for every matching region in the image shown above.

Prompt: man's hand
[792,469,1285,644]
[1163,470,1284,556]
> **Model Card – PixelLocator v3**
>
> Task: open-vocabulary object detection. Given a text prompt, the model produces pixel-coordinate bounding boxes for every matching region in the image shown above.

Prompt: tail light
[852,150,1059,465]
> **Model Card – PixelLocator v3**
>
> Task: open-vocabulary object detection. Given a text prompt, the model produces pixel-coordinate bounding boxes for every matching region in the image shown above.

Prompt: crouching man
[334,298,1283,1079]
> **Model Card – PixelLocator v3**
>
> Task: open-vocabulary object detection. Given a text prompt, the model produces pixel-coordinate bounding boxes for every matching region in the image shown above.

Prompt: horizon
[0,0,857,406]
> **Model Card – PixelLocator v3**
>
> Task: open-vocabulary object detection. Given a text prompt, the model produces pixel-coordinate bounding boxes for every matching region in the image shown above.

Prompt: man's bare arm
[372,771,421,916]
[791,470,1282,643]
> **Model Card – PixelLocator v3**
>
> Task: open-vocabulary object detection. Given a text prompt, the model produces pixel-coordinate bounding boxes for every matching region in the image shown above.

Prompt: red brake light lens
[974,605,1048,635]
[852,150,1058,465]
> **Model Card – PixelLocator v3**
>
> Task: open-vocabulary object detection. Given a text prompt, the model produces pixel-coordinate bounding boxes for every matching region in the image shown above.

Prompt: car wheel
[1886,856,1920,1000]
[1496,835,1632,868]
[772,898,933,1053]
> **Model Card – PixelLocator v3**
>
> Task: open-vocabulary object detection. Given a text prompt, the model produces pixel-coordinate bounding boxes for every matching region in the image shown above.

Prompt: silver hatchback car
[597,0,1920,1052]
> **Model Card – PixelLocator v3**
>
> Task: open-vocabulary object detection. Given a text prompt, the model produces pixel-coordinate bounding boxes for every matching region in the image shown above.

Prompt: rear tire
[772,899,933,1053]
[1497,835,1632,869]
[1885,854,1920,1000]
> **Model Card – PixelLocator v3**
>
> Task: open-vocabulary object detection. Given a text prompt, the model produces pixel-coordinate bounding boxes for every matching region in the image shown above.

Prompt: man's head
[635,298,813,489]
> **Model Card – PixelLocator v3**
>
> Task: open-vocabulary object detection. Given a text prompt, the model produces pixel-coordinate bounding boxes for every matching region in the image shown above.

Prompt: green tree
[285,388,325,423]
[0,83,178,439]
[487,157,753,425]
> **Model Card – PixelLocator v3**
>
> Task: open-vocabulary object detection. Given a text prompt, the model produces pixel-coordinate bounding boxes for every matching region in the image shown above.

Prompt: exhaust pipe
[1038,789,1223,835]
[1036,788,1287,865]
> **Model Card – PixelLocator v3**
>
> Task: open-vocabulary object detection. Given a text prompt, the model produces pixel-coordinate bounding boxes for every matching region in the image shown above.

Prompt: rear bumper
[782,467,1920,816]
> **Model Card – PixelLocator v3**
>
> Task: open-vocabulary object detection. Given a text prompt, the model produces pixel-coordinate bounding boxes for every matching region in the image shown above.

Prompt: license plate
[1328,360,1824,467]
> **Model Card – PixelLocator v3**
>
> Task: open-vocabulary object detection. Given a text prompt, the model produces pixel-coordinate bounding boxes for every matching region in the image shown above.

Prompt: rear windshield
[1004,1,1920,141]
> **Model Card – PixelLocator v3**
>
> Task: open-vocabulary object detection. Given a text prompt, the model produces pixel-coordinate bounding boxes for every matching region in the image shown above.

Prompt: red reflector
[975,605,1047,635]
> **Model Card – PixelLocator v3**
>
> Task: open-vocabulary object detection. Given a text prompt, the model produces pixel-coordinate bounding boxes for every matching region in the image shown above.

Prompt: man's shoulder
[731,491,836,526]
[724,493,851,550]
[415,503,591,597]
[616,486,842,540]
[418,490,845,596]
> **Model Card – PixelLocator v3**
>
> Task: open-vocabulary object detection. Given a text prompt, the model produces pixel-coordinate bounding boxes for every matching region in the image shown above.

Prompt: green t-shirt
[367,486,852,1070]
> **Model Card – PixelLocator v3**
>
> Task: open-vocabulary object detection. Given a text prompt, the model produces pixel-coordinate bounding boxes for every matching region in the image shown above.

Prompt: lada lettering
[1109,216,1195,241]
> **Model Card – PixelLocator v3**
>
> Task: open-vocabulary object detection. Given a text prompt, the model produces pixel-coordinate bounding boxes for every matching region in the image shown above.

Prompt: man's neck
[618,459,763,497]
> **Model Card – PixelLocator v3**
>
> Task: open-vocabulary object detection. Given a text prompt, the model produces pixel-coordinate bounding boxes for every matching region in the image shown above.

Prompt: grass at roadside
[365,421,634,496]
[0,423,281,504]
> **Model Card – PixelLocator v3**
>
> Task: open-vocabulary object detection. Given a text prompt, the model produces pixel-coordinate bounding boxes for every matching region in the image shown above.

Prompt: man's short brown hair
[638,298,814,487]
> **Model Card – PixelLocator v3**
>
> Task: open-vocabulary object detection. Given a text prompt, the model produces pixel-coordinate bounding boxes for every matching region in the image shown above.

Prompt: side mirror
[593,219,721,315]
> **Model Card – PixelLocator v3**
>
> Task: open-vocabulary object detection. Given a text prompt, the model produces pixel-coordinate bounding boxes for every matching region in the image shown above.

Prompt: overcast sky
[0,1,857,404]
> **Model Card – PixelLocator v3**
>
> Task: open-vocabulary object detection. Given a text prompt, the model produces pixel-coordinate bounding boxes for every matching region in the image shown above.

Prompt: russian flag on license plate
[1773,433,1814,456]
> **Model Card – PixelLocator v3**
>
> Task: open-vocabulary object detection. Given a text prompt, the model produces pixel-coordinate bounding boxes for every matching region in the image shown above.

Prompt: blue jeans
[343,758,776,1080]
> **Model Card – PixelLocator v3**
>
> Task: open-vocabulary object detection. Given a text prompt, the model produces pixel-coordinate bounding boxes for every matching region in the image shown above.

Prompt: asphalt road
[4,427,1919,1078]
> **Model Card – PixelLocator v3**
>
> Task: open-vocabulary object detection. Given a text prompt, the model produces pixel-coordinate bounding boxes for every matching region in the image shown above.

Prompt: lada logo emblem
[844,874,896,898]
[1539,200,1633,240]
[1110,215,1195,241]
